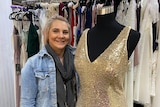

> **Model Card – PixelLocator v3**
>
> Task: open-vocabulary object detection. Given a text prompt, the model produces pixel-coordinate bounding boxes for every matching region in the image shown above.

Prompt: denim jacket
[21,46,79,107]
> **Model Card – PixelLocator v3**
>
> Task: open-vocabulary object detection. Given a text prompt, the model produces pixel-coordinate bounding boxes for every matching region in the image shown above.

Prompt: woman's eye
[63,31,69,35]
[53,29,59,33]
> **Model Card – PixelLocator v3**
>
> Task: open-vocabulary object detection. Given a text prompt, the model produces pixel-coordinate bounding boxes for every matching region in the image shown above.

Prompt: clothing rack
[10,4,39,21]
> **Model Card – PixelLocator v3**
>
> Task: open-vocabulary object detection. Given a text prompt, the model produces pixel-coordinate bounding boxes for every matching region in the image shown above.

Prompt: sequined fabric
[74,27,131,107]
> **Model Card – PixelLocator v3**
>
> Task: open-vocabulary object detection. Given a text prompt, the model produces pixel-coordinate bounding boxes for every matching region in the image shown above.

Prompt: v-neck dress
[74,26,131,107]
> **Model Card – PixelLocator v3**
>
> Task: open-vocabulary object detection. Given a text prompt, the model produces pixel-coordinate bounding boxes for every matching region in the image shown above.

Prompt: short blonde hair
[43,15,71,45]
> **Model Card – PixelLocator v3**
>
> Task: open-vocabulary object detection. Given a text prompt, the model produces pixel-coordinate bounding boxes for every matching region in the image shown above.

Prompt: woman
[21,15,79,107]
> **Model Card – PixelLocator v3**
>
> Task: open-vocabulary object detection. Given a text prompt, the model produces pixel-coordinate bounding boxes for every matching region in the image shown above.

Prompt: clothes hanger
[73,0,80,9]
[9,11,19,20]
[14,11,30,21]
[79,0,87,6]
[9,5,26,20]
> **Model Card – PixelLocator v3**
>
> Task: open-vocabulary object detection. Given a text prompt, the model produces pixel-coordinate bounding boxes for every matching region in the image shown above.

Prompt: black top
[87,12,140,62]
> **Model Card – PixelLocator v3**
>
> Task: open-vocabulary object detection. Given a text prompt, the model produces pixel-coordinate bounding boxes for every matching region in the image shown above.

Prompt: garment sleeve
[20,59,37,107]
[150,1,159,24]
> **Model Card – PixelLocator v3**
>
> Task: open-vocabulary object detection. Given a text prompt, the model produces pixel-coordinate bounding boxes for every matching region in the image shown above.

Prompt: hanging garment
[151,17,160,107]
[133,0,159,105]
[39,8,48,47]
[27,22,39,58]
[46,3,59,18]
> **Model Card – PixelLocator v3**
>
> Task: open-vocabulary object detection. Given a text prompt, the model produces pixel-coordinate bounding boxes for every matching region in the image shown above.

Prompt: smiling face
[48,20,70,52]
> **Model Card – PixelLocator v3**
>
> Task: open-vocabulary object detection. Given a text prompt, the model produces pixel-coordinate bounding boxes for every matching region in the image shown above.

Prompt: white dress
[151,16,160,107]
[116,0,137,30]
[133,0,159,106]
[39,8,48,47]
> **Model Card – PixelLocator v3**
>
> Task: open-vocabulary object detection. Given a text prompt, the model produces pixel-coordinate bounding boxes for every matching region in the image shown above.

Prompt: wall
[0,0,15,107]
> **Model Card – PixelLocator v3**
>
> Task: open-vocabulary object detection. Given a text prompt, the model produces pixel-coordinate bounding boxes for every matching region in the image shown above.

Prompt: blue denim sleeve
[20,59,37,107]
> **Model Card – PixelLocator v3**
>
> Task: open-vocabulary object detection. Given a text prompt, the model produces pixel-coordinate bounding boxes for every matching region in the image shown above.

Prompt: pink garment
[13,26,21,66]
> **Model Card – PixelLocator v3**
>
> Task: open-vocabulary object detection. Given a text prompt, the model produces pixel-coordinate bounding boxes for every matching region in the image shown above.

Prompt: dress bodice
[74,26,131,107]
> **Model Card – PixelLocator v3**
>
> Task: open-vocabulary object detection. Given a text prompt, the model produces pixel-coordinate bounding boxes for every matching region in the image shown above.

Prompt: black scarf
[45,44,76,107]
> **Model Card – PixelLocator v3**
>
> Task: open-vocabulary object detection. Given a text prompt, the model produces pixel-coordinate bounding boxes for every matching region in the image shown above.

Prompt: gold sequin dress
[74,26,131,107]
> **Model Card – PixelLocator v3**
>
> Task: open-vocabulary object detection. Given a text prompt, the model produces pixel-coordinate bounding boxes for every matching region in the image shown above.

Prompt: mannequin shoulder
[128,29,141,43]
[127,29,141,58]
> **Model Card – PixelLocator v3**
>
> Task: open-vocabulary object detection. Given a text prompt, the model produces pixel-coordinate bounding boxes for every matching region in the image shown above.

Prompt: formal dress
[133,0,159,105]
[74,26,131,107]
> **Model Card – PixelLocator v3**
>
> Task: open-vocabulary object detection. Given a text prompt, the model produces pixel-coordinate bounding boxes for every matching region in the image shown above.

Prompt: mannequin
[74,5,141,107]
[87,5,140,62]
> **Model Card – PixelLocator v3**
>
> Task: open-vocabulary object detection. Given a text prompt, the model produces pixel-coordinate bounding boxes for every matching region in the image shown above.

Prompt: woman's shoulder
[25,47,50,66]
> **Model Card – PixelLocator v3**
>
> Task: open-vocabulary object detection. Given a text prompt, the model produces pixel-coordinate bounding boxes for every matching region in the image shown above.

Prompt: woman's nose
[59,32,64,38]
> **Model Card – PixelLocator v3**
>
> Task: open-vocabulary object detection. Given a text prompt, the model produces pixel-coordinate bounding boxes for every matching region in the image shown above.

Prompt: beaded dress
[74,26,131,107]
